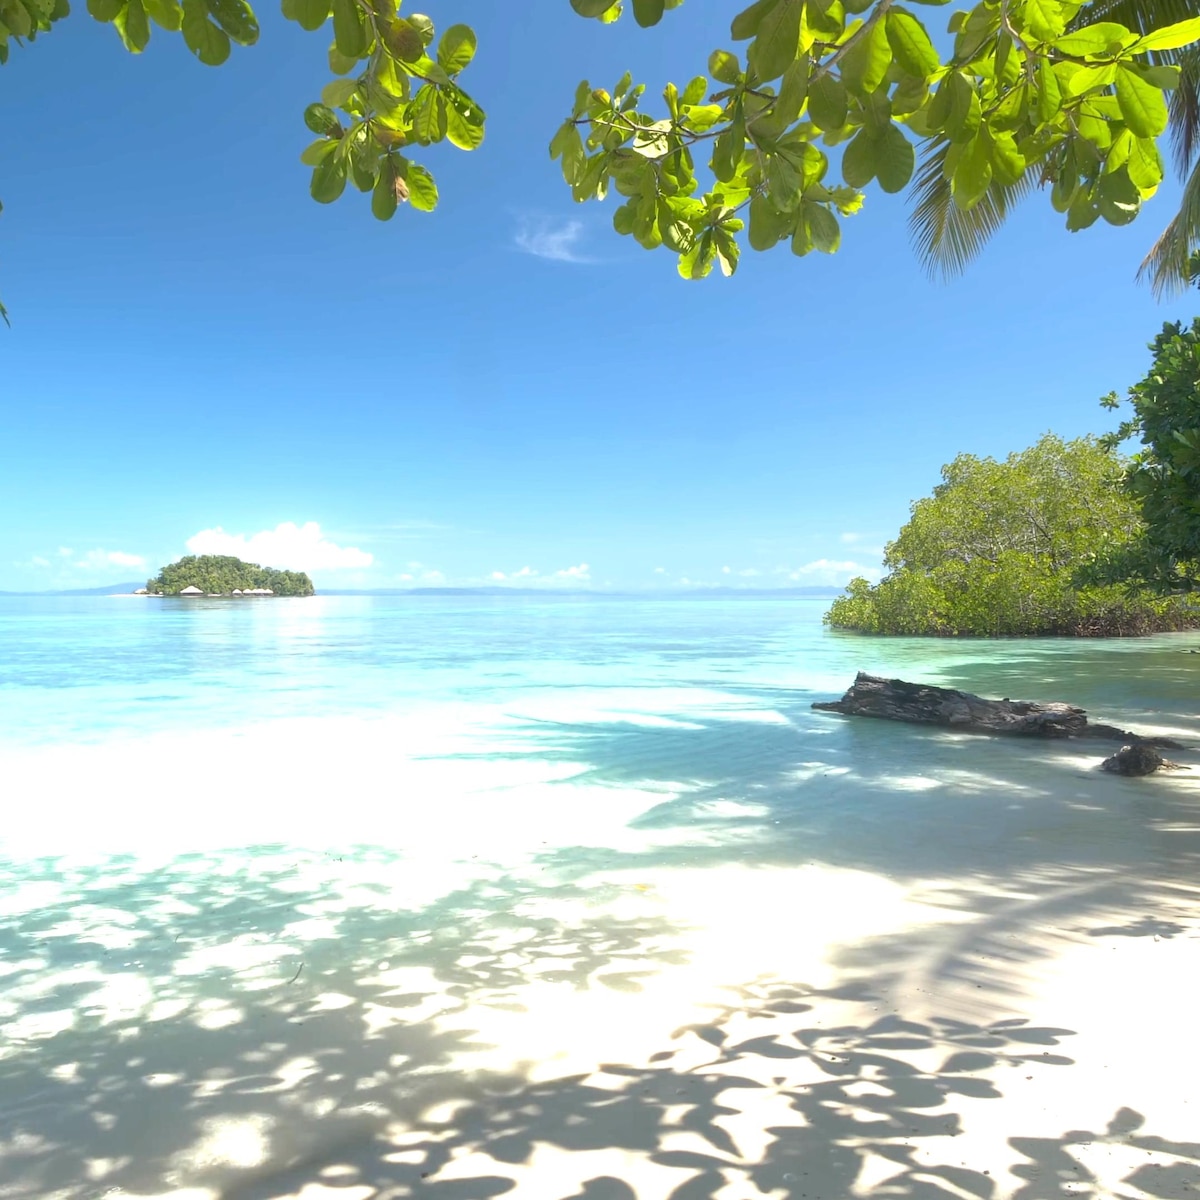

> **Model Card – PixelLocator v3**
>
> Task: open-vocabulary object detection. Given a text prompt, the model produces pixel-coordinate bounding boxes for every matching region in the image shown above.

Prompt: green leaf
[331,0,364,58]
[709,48,741,84]
[632,0,664,26]
[657,199,695,252]
[321,77,357,108]
[748,0,802,83]
[989,130,1025,185]
[116,0,150,50]
[286,0,327,31]
[841,128,876,186]
[382,16,424,60]
[304,101,342,134]
[310,153,347,203]
[1133,15,1200,52]
[1097,166,1140,224]
[1065,184,1099,229]
[790,211,814,255]
[437,23,476,74]
[748,192,791,248]
[1021,0,1066,42]
[204,0,255,41]
[841,17,892,95]
[681,103,724,132]
[713,227,740,275]
[328,42,358,74]
[712,111,746,181]
[570,0,618,14]
[142,0,181,31]
[1036,57,1062,123]
[804,200,840,252]
[772,54,809,126]
[372,155,399,219]
[405,161,438,210]
[445,95,484,149]
[952,131,992,209]
[410,85,446,143]
[300,137,338,165]
[1052,22,1131,57]
[87,0,122,18]
[1126,136,1163,191]
[1067,63,1117,96]
[1115,65,1168,137]
[886,8,938,77]
[876,122,914,192]
[181,0,230,63]
[550,120,586,183]
[678,231,717,279]
[680,75,707,106]
[807,73,847,132]
[944,71,981,142]
[731,0,779,39]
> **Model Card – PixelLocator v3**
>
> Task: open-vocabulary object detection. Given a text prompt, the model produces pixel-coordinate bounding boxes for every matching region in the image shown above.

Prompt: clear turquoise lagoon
[1,594,1198,1200]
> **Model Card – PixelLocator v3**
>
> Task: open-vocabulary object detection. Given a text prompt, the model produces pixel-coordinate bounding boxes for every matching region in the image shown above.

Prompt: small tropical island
[142,555,315,597]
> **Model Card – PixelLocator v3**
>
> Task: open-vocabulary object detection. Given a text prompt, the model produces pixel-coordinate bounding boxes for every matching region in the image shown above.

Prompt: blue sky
[1,0,1195,591]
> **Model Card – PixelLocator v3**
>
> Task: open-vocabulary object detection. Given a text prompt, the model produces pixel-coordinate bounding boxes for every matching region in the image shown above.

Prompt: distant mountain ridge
[0,582,145,596]
[2,583,844,598]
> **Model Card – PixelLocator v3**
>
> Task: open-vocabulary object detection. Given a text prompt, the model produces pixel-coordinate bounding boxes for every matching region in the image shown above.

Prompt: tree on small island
[147,555,315,597]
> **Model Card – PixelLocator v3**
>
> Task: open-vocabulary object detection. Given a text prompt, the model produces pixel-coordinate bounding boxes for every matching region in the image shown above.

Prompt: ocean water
[1,594,1198,1200]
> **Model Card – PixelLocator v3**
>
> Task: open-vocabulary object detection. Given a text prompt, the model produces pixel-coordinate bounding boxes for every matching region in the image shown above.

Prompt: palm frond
[908,138,1037,280]
[1137,151,1200,295]
[1168,45,1200,178]
[1072,0,1199,37]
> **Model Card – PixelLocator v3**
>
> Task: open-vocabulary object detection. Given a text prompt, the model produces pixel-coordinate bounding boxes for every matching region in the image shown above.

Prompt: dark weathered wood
[1099,744,1188,775]
[813,672,1184,748]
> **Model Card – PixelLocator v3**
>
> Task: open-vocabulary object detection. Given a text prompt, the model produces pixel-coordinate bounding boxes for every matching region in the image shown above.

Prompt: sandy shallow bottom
[1,710,1198,1200]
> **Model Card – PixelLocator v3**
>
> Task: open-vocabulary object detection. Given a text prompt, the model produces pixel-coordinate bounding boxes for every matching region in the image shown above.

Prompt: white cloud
[554,563,591,581]
[185,522,373,571]
[840,532,863,544]
[75,549,147,572]
[722,566,731,574]
[786,559,881,586]
[31,556,50,568]
[654,567,666,575]
[514,217,593,264]
[490,566,539,583]
[57,547,73,557]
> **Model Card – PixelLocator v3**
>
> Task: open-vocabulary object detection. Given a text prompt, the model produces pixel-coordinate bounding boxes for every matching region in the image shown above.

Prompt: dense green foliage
[148,555,315,595]
[5,0,1200,316]
[825,434,1199,635]
[1086,317,1200,593]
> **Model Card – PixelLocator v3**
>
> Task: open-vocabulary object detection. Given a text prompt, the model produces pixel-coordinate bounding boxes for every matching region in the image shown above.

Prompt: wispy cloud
[490,566,539,582]
[514,216,594,264]
[75,549,147,572]
[785,559,881,585]
[554,563,591,582]
[186,522,373,571]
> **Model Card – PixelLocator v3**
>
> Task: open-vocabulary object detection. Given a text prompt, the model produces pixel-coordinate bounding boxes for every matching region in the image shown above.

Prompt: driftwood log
[814,672,1184,754]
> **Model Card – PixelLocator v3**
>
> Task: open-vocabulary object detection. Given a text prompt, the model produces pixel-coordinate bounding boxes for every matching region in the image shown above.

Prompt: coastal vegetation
[1086,317,1200,595]
[825,434,1198,636]
[147,555,315,596]
[7,0,1200,321]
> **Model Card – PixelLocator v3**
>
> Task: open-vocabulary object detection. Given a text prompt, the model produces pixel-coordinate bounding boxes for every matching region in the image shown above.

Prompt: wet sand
[1,705,1198,1200]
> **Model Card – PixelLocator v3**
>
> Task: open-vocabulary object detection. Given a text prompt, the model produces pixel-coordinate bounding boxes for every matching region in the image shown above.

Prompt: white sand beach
[1,700,1198,1200]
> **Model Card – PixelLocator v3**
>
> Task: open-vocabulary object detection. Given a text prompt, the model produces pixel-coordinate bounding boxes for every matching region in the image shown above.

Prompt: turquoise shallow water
[1,594,1198,1200]
[3,592,1198,748]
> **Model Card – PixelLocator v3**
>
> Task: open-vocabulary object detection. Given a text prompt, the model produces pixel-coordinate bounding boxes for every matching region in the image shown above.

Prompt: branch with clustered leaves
[556,0,1200,278]
[3,0,1200,320]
